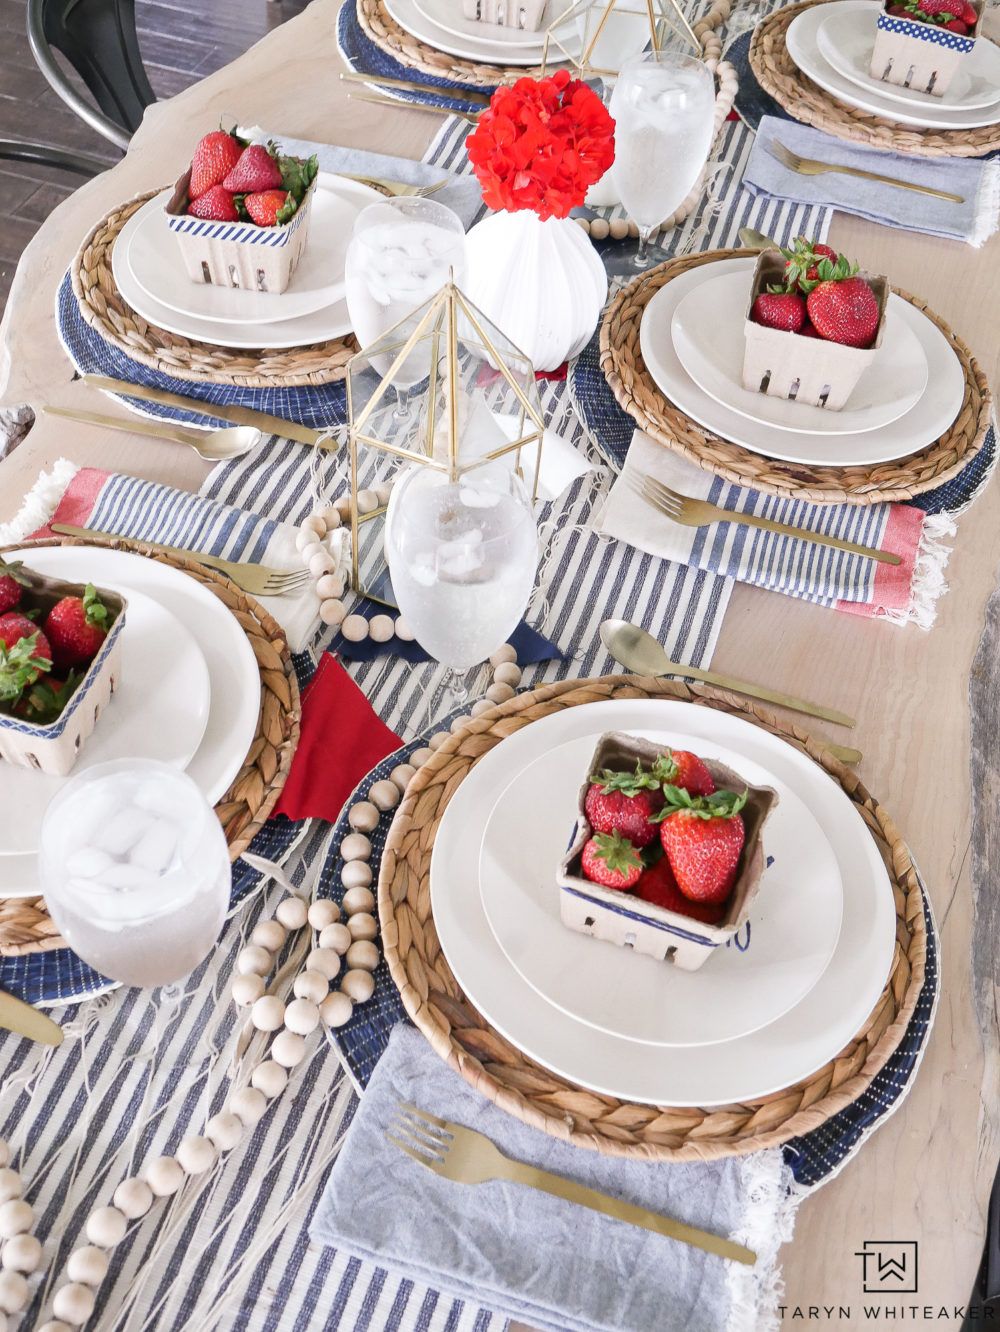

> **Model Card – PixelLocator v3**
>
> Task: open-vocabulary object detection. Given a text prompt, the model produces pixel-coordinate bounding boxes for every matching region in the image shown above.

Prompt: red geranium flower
[466,69,615,221]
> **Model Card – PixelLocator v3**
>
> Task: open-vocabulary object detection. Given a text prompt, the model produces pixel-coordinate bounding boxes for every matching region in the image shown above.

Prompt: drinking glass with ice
[38,758,231,990]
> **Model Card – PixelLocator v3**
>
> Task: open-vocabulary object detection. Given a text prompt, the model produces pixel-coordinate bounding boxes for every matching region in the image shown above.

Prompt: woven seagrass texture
[70,192,357,388]
[600,248,992,505]
[378,676,925,1161]
[0,538,301,956]
[750,0,1000,157]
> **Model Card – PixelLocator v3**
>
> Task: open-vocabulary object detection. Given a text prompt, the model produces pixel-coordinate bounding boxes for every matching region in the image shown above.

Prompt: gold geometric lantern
[544,0,703,78]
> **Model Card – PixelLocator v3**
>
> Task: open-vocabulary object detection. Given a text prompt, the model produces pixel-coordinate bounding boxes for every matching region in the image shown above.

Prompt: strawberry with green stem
[44,584,112,671]
[0,559,26,615]
[0,616,52,709]
[634,855,726,923]
[580,830,643,891]
[656,785,748,905]
[584,762,663,847]
[650,748,716,799]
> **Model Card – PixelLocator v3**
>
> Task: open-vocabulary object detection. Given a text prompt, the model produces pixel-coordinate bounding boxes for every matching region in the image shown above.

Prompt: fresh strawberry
[915,0,965,16]
[244,189,295,227]
[189,129,243,199]
[14,672,78,723]
[585,764,662,847]
[0,560,25,615]
[750,290,806,333]
[806,264,881,349]
[962,2,978,24]
[580,830,643,892]
[942,17,968,29]
[635,856,725,924]
[0,616,52,707]
[799,320,821,337]
[187,185,239,221]
[222,143,283,194]
[44,584,112,670]
[651,748,715,799]
[782,237,839,292]
[658,786,747,905]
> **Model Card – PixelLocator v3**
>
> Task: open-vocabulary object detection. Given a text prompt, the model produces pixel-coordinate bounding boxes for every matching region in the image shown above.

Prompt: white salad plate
[786,0,1000,128]
[384,0,578,64]
[429,698,898,1106]
[0,585,211,860]
[639,257,966,467]
[411,0,579,50]
[817,3,1000,110]
[670,270,928,435]
[478,731,844,1048]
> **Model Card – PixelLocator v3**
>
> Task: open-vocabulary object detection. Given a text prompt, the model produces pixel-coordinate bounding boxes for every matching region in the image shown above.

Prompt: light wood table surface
[2,1,997,1321]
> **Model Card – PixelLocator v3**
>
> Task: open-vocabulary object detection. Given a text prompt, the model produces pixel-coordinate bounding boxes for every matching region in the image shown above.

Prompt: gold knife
[0,990,63,1046]
[82,375,332,449]
[339,70,495,105]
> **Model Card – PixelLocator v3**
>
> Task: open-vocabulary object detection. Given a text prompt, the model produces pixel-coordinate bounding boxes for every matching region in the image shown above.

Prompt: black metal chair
[0,140,112,178]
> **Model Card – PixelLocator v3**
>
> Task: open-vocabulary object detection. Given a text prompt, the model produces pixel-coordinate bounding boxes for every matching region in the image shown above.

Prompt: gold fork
[336,172,452,197]
[637,476,901,565]
[387,1101,757,1265]
[769,138,963,203]
[50,523,311,597]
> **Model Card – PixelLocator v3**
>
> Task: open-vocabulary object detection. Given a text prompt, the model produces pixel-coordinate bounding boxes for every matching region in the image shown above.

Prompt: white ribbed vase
[464,210,608,372]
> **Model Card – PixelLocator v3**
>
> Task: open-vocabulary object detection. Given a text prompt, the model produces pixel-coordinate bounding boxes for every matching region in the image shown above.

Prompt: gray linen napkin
[310,1024,795,1332]
[743,114,1000,246]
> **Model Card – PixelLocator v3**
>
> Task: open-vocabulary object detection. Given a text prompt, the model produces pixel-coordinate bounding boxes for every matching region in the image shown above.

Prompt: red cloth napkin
[272,654,403,824]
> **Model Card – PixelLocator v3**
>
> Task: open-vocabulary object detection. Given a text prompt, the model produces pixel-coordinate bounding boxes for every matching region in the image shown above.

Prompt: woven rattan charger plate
[0,537,301,957]
[378,676,925,1161]
[750,0,1000,156]
[71,191,357,388]
[600,247,991,505]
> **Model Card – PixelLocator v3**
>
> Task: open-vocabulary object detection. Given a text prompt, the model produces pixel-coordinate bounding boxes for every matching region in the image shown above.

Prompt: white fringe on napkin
[973,162,1000,250]
[725,1150,800,1332]
[883,512,956,630]
[0,456,79,545]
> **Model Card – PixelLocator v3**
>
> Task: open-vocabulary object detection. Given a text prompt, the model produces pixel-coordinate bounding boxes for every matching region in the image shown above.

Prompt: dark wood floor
[0,0,311,316]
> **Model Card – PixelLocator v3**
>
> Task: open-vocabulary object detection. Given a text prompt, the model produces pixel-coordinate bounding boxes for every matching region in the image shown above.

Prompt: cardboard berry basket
[164,167,317,294]
[869,1,983,95]
[0,569,126,777]
[742,250,888,411]
[557,731,778,972]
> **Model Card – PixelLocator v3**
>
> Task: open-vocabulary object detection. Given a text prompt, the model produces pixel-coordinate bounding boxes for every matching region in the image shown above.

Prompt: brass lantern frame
[542,0,703,78]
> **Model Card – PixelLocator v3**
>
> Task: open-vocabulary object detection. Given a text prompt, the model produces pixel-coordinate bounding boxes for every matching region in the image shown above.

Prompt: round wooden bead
[295,527,321,553]
[470,699,493,717]
[66,1246,109,1286]
[485,681,515,704]
[112,1178,153,1220]
[0,1271,26,1315]
[627,220,639,238]
[340,615,369,643]
[345,940,379,972]
[317,573,345,600]
[333,496,353,520]
[275,896,308,930]
[369,780,400,812]
[176,1136,217,1176]
[347,912,377,942]
[489,644,517,666]
[206,1112,244,1153]
[0,1173,19,1205]
[284,998,320,1036]
[393,617,416,641]
[492,662,521,688]
[356,488,379,514]
[236,945,271,977]
[368,614,395,643]
[348,801,379,833]
[318,506,342,530]
[608,217,630,241]
[309,549,337,578]
[340,860,372,890]
[306,947,342,980]
[53,1283,95,1324]
[230,1086,268,1127]
[342,885,375,916]
[450,715,472,734]
[251,996,286,1033]
[427,732,449,751]
[409,747,433,768]
[231,973,266,1007]
[38,1323,71,1332]
[320,599,347,628]
[340,833,371,862]
[374,482,394,506]
[0,1145,9,1171]
[2,1234,41,1273]
[251,1061,288,1100]
[340,969,376,1004]
[320,991,353,1028]
[271,1030,307,1068]
[318,925,350,957]
[389,763,415,792]
[144,1157,184,1197]
[307,900,340,931]
[251,920,287,952]
[588,217,610,240]
[0,1201,31,1238]
[85,1206,126,1248]
[301,514,326,537]
[293,969,329,1004]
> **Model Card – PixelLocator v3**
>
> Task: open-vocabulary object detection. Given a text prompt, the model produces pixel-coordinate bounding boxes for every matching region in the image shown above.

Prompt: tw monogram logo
[854,1240,919,1294]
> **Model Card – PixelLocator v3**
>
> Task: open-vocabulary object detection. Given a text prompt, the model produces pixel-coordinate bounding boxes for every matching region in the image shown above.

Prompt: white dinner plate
[384,0,578,64]
[786,0,1000,128]
[0,586,211,859]
[478,732,844,1047]
[817,3,1000,110]
[639,257,966,467]
[124,179,374,325]
[410,0,579,50]
[429,698,898,1106]
[670,270,928,435]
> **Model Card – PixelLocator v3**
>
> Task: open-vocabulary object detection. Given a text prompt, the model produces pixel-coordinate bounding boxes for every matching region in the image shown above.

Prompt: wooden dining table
[1,0,998,1321]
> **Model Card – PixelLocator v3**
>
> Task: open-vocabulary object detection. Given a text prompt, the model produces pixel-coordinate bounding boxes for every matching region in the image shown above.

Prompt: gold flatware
[347,92,481,122]
[769,139,964,204]
[638,475,902,566]
[50,524,310,598]
[600,619,860,750]
[388,1101,756,1266]
[339,70,494,105]
[82,375,330,449]
[738,227,778,250]
[336,171,452,197]
[43,407,261,462]
[0,990,63,1047]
